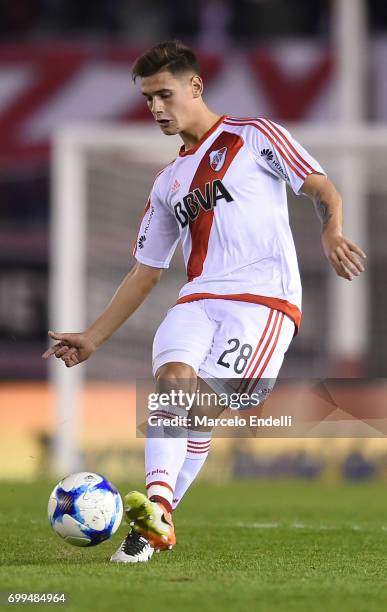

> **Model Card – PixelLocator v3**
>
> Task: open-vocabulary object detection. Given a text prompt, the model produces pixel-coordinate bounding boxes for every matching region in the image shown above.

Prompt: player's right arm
[43,170,179,368]
[42,262,162,367]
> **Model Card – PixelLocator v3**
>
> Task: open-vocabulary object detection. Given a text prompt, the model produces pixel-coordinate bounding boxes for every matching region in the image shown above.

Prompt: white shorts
[152,299,295,403]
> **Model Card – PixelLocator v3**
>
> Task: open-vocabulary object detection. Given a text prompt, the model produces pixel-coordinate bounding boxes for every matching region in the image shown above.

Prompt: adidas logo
[171,178,181,193]
[138,234,146,249]
[260,148,274,161]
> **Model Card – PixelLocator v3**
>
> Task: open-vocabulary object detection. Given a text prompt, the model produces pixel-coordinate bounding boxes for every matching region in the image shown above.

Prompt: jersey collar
[178,115,227,157]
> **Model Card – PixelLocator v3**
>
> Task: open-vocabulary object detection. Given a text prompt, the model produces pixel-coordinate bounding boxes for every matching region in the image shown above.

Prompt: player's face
[141,70,201,135]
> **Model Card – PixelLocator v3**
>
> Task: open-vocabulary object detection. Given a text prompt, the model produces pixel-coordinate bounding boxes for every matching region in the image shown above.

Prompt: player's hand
[321,230,366,281]
[42,331,97,368]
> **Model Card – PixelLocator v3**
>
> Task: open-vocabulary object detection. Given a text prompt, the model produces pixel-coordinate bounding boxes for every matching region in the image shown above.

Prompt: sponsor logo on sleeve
[138,205,155,249]
[260,148,274,161]
[260,148,289,181]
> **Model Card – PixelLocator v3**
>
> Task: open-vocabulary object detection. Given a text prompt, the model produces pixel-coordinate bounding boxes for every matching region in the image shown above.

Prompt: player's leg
[143,300,215,512]
[111,361,196,563]
[111,302,215,562]
[112,361,197,561]
[135,302,217,547]
[172,301,295,509]
[125,361,196,550]
[172,424,212,510]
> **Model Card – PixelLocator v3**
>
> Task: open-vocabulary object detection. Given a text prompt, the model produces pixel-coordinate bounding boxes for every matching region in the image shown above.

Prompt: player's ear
[191,75,203,98]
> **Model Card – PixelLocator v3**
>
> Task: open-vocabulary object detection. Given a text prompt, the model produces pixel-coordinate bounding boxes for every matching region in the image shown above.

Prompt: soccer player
[42,40,366,563]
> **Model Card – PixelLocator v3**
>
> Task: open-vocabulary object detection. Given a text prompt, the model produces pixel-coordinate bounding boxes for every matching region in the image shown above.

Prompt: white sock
[172,430,212,510]
[145,404,188,513]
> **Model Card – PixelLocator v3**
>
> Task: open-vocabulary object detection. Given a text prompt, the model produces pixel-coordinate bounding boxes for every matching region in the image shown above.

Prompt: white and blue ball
[48,472,123,547]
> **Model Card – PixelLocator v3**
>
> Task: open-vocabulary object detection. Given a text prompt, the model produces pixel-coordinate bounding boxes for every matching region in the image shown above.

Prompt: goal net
[50,122,387,476]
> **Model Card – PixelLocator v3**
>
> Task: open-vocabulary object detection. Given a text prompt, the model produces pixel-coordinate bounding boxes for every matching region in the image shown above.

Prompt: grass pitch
[1,479,387,611]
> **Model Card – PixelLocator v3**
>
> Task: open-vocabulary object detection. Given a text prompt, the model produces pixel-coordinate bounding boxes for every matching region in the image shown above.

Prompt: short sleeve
[132,182,179,269]
[251,118,326,195]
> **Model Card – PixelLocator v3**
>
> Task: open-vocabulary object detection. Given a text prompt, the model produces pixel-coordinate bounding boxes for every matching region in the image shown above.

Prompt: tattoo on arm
[314,198,333,231]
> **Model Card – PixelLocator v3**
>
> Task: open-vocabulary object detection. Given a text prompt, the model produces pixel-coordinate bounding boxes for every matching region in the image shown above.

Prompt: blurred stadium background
[1,0,387,483]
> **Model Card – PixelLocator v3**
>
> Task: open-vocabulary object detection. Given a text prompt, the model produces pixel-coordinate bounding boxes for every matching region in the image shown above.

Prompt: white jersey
[132,115,325,332]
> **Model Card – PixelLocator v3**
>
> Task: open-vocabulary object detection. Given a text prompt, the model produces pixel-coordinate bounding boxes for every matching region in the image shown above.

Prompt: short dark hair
[132,40,200,82]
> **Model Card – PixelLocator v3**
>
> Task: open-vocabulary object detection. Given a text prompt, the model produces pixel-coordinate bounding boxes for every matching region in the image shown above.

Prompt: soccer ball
[48,471,123,547]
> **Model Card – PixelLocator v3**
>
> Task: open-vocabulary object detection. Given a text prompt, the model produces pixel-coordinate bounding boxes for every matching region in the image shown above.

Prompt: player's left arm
[301,173,367,281]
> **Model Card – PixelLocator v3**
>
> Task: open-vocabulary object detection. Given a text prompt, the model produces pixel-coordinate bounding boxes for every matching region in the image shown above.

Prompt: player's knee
[156,362,197,395]
[156,362,196,380]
